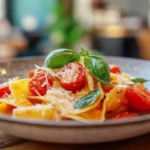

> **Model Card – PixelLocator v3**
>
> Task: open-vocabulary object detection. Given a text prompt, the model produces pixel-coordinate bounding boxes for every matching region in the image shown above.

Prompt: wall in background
[113,0,149,18]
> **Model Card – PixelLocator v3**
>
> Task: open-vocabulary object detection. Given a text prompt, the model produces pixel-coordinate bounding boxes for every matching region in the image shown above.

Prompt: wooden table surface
[3,134,150,150]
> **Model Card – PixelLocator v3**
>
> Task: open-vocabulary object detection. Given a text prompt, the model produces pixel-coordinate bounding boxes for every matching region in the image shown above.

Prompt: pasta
[0,49,149,121]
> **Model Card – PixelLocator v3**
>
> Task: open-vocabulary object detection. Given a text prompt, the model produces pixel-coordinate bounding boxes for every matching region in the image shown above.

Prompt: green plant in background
[48,3,85,48]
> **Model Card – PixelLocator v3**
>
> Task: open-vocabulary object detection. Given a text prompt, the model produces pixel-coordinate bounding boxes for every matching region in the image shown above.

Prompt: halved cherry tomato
[28,70,35,78]
[110,65,121,74]
[28,69,45,78]
[126,85,150,112]
[102,84,114,93]
[59,62,85,93]
[0,84,11,98]
[112,112,137,119]
[28,71,53,96]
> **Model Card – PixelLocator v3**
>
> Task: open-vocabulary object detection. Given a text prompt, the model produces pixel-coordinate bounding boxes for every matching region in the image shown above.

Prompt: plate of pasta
[0,49,150,143]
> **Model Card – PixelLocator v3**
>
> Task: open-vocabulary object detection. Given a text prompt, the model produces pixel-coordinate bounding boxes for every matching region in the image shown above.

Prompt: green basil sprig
[81,49,110,84]
[44,49,80,69]
[131,77,149,83]
[73,89,101,109]
[80,49,89,57]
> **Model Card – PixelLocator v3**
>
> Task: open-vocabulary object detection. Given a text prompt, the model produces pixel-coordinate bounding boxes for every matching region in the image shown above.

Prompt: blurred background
[0,0,150,60]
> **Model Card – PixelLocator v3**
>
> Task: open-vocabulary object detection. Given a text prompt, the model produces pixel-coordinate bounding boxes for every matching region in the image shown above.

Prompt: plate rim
[0,114,150,127]
[0,55,150,64]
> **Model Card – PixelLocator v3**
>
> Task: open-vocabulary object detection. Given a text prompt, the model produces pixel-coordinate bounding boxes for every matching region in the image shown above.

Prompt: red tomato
[59,62,85,92]
[110,65,121,74]
[102,84,114,93]
[126,85,150,112]
[28,71,53,96]
[28,70,35,78]
[0,84,11,98]
[28,69,45,78]
[112,112,137,119]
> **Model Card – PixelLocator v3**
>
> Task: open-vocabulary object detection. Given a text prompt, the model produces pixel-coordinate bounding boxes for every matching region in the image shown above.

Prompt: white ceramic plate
[0,56,150,144]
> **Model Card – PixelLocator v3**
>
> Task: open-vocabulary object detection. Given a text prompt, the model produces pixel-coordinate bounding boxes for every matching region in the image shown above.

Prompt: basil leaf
[131,77,149,83]
[80,49,89,56]
[73,89,101,109]
[84,55,110,84]
[44,49,80,69]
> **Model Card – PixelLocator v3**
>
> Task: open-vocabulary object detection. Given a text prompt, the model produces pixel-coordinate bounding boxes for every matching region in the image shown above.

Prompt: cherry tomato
[28,71,53,96]
[112,112,137,119]
[126,85,150,112]
[102,84,114,93]
[59,62,85,93]
[28,69,45,78]
[0,84,11,98]
[110,65,121,74]
[28,70,35,78]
